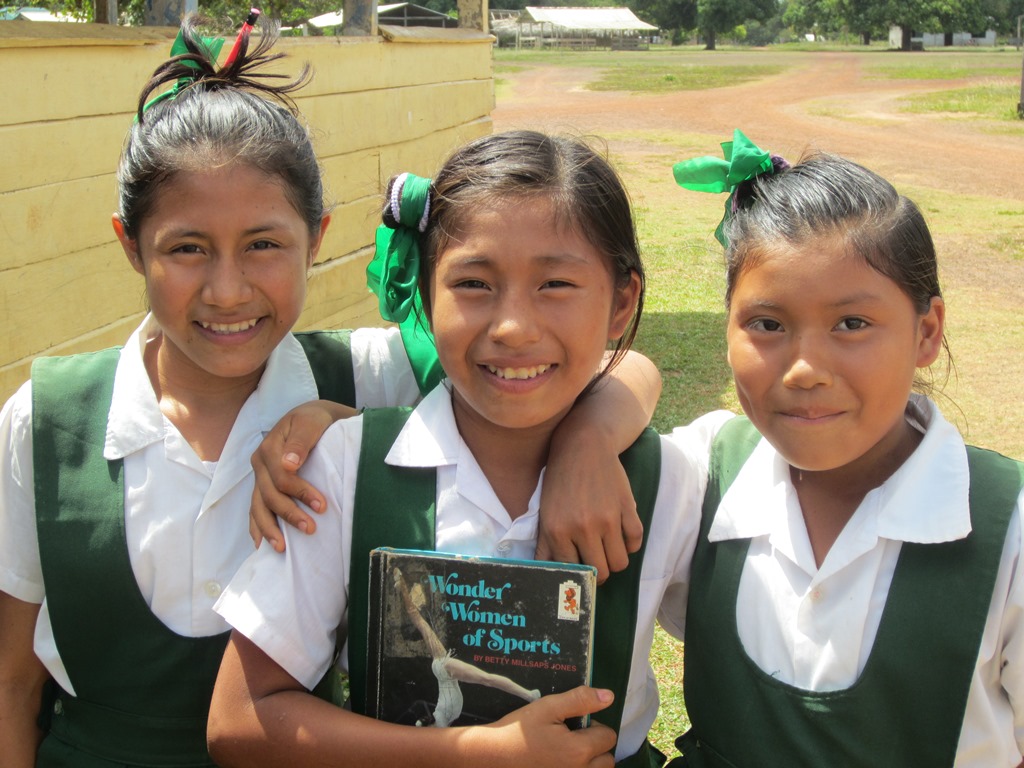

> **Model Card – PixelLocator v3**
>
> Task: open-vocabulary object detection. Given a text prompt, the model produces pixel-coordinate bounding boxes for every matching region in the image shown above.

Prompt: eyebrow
[156,223,287,240]
[445,252,594,269]
[825,291,887,308]
[739,291,886,309]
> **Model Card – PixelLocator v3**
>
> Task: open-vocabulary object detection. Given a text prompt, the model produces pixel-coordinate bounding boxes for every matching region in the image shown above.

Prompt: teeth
[487,364,551,380]
[200,318,258,334]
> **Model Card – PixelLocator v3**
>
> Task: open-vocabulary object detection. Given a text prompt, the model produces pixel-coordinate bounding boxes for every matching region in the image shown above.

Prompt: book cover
[366,547,597,729]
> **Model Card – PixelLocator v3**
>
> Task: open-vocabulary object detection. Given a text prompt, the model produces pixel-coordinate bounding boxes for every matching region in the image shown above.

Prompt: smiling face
[726,237,944,478]
[114,163,328,393]
[429,196,639,444]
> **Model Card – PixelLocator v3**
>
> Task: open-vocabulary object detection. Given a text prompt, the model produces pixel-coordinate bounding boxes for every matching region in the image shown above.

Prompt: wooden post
[342,0,377,36]
[94,0,118,24]
[1018,47,1023,118]
[1018,16,1024,118]
[143,0,196,26]
[458,0,488,33]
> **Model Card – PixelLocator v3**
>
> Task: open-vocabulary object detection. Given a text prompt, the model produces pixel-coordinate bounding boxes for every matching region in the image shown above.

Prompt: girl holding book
[208,130,715,768]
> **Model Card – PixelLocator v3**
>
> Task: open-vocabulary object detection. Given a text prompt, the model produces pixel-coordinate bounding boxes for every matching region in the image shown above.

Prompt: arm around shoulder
[537,350,662,579]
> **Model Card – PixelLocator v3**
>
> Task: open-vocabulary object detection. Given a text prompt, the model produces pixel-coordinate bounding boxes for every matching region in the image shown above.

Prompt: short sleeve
[997,491,1024,755]
[0,380,45,603]
[214,416,364,689]
[349,327,421,409]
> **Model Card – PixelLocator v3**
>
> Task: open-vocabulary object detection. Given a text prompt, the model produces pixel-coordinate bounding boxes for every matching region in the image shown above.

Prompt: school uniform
[670,395,1024,768]
[0,315,419,766]
[215,384,718,763]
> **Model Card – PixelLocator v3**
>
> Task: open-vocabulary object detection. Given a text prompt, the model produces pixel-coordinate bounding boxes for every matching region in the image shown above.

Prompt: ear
[915,296,945,368]
[112,214,144,276]
[607,270,642,341]
[307,215,331,270]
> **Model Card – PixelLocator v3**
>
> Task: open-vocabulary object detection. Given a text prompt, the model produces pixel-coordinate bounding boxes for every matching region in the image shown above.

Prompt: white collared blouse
[0,316,418,695]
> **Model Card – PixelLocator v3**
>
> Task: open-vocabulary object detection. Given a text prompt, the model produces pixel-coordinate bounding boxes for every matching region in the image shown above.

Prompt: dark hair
[117,14,324,240]
[724,152,951,387]
[408,130,645,379]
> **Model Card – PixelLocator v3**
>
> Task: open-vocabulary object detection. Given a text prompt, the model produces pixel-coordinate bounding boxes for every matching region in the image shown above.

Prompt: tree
[46,0,343,27]
[834,0,888,43]
[696,0,777,49]
[782,0,842,37]
[630,0,699,38]
[879,0,988,49]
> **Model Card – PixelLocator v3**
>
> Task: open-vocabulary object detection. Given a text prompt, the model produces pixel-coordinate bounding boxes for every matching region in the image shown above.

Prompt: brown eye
[837,318,869,331]
[750,318,783,333]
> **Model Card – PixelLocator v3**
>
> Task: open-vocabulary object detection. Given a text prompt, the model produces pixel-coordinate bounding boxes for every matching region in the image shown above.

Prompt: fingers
[540,687,618,763]
[249,457,325,552]
[536,526,583,567]
[249,514,263,550]
[249,486,287,553]
[579,724,618,768]
[574,533,612,585]
[275,412,331,474]
[620,501,644,555]
[539,685,615,723]
[252,439,327,517]
[250,478,319,536]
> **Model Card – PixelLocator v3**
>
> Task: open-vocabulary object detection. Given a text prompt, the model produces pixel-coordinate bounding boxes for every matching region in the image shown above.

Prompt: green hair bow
[140,29,225,116]
[367,173,444,395]
[672,129,783,247]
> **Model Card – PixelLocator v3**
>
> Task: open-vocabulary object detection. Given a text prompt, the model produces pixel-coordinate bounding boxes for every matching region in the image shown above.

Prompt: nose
[202,253,254,308]
[488,290,542,348]
[782,333,833,390]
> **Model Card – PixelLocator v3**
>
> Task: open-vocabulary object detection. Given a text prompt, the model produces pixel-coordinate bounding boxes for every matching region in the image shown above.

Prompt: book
[366,547,597,729]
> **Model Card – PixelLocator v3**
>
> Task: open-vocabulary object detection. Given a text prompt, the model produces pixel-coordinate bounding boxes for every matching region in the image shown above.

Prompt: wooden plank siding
[0,22,495,402]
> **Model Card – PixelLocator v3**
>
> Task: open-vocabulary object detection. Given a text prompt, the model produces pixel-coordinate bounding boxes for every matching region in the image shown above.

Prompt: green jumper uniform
[30,331,355,768]
[344,408,667,768]
[671,416,1024,768]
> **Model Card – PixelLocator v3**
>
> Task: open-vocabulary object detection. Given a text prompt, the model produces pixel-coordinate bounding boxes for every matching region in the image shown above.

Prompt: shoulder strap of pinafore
[592,427,664,768]
[294,329,357,405]
[32,349,223,767]
[346,407,436,715]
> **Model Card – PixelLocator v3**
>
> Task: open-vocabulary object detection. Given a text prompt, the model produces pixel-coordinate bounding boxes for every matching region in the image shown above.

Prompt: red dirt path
[492,52,1024,202]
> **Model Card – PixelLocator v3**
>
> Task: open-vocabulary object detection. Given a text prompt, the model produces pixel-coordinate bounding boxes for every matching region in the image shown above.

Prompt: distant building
[0,5,80,21]
[308,2,457,31]
[496,6,658,50]
[888,25,996,48]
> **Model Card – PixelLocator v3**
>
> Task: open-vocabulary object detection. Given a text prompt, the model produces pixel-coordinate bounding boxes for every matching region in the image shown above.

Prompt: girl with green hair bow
[663,131,1024,768]
[209,129,709,768]
[251,161,664,584]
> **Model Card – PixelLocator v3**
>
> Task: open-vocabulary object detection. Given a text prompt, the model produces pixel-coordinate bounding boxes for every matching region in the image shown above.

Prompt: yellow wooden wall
[0,20,494,403]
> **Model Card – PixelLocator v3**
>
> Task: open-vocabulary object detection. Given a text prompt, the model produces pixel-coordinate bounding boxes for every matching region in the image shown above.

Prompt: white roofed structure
[509,6,656,49]
[309,3,456,30]
[519,6,656,32]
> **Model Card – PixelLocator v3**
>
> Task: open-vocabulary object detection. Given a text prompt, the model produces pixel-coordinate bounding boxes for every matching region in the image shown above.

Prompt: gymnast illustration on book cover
[392,567,541,727]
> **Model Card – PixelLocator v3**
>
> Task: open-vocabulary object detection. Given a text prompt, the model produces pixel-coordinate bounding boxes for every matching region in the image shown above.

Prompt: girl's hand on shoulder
[537,428,642,583]
[466,686,616,768]
[249,400,358,552]
[537,350,659,582]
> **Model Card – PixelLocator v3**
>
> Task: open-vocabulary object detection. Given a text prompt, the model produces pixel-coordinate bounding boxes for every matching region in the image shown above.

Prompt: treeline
[28,0,1024,49]
[629,0,1024,49]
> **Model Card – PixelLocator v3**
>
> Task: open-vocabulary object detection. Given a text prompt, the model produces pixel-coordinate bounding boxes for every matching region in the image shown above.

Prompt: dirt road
[492,51,1024,201]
